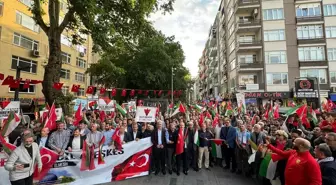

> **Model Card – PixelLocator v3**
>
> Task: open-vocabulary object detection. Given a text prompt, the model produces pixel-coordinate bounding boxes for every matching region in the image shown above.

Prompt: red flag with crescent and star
[111,147,152,181]
[33,147,59,180]
[112,128,122,150]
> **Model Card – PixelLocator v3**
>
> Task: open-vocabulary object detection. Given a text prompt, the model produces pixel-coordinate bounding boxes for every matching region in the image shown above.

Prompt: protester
[48,122,70,155]
[86,123,103,147]
[151,120,166,175]
[198,123,211,171]
[220,118,237,172]
[68,128,85,152]
[5,133,42,185]
[36,127,50,148]
[315,143,336,185]
[102,123,114,146]
[166,121,177,175]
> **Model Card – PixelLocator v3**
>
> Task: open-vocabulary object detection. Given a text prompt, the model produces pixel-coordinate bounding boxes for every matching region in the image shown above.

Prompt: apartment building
[0,0,96,104]
[198,0,336,103]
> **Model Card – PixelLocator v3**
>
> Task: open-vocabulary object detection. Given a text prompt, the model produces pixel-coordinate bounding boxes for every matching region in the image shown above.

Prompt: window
[61,35,71,46]
[229,40,235,53]
[264,30,285,41]
[61,52,71,64]
[76,58,86,68]
[15,11,39,32]
[266,73,288,85]
[62,86,69,95]
[76,45,87,54]
[230,59,236,70]
[300,69,327,84]
[11,56,37,73]
[326,26,336,38]
[75,72,85,82]
[298,46,325,61]
[330,72,336,83]
[328,48,336,61]
[77,88,85,96]
[263,9,284,20]
[13,33,39,50]
[297,25,323,39]
[296,4,321,17]
[0,2,3,16]
[19,0,33,7]
[239,55,256,63]
[324,4,336,16]
[9,81,35,93]
[265,51,287,64]
[239,75,257,85]
[60,69,70,79]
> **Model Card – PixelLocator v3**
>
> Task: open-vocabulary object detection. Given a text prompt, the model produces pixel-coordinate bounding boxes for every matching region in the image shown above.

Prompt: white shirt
[158,130,162,145]
[72,136,81,150]
[215,125,223,139]
[39,137,48,147]
[120,134,125,142]
[133,132,137,140]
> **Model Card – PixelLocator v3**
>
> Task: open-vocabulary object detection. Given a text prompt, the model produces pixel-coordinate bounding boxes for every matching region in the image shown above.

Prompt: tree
[87,30,191,99]
[30,0,175,107]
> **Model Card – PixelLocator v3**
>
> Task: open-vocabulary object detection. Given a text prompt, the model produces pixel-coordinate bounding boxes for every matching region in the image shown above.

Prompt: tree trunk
[42,30,64,110]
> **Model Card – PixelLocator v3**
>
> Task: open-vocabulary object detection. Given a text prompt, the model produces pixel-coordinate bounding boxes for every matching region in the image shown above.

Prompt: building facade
[0,0,95,104]
[198,0,336,104]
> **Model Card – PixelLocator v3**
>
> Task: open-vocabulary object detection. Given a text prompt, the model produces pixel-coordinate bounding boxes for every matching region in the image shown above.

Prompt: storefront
[244,92,293,106]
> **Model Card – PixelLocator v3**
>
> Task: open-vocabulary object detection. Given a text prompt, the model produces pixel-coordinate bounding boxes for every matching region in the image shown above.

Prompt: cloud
[150,0,220,77]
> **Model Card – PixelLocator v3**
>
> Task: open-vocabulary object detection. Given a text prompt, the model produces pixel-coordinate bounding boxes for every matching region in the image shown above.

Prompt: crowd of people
[1,102,336,185]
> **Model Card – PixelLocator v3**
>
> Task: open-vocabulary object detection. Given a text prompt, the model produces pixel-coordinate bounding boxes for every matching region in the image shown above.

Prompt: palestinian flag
[250,114,257,125]
[168,103,174,115]
[193,104,205,112]
[211,139,223,158]
[89,101,98,110]
[238,102,246,114]
[194,130,200,147]
[0,135,16,156]
[170,103,186,117]
[1,111,20,137]
[248,139,258,164]
[259,153,278,180]
[98,136,106,165]
[225,102,233,116]
[307,106,318,125]
[116,103,127,116]
[285,104,306,117]
[80,140,91,171]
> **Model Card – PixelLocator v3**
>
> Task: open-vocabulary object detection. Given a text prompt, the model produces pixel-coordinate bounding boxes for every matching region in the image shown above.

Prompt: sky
[150,0,220,77]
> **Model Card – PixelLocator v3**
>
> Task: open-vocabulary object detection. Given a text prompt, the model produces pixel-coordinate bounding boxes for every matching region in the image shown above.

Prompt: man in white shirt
[86,123,103,148]
[68,128,84,152]
[214,118,224,167]
[37,128,49,148]
[130,123,141,141]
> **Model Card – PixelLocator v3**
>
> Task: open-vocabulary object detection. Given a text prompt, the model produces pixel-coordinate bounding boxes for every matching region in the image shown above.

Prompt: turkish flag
[33,147,59,180]
[158,90,163,97]
[121,89,127,97]
[112,128,122,150]
[52,82,63,90]
[129,89,135,96]
[175,128,184,155]
[144,90,149,96]
[73,103,83,126]
[30,80,43,84]
[71,84,80,92]
[9,78,21,89]
[86,86,94,94]
[111,88,117,97]
[100,110,106,122]
[167,90,171,96]
[2,76,14,85]
[100,87,106,95]
[137,90,142,95]
[111,147,152,181]
[23,79,30,89]
[43,103,57,131]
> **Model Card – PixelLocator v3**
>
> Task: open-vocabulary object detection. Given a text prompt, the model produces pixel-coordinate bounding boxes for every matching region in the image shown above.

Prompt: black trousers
[187,146,196,169]
[176,151,188,172]
[153,147,166,172]
[11,175,33,185]
[222,146,237,170]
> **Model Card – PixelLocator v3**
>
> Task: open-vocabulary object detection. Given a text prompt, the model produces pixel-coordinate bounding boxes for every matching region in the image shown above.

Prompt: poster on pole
[98,99,115,111]
[127,101,137,112]
[0,101,20,119]
[40,108,63,121]
[135,106,157,122]
[73,99,87,111]
[236,92,246,114]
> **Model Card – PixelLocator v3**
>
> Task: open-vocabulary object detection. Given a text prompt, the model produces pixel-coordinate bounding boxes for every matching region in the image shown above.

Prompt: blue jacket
[220,126,237,148]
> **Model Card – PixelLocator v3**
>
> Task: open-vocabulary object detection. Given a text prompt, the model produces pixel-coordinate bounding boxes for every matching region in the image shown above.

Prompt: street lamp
[14,66,32,101]
[295,77,322,110]
[171,67,176,104]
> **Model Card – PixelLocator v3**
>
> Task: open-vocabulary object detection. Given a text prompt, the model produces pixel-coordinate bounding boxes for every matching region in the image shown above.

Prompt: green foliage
[87,30,190,93]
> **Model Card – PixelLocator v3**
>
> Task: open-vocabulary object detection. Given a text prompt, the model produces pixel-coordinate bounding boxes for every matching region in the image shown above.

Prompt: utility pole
[171,67,175,104]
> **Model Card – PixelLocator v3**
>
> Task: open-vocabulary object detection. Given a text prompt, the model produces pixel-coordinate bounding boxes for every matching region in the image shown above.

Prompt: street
[100,167,255,185]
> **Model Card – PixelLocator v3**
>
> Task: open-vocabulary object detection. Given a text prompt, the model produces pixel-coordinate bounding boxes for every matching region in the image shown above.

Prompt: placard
[135,106,157,123]
[0,101,20,119]
[98,99,115,111]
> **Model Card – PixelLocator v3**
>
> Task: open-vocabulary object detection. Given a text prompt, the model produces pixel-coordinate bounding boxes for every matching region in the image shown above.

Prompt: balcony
[209,35,217,47]
[236,19,261,33]
[238,61,263,71]
[210,47,218,57]
[299,60,328,67]
[238,83,265,91]
[236,0,260,13]
[296,16,324,24]
[297,36,325,45]
[236,40,262,52]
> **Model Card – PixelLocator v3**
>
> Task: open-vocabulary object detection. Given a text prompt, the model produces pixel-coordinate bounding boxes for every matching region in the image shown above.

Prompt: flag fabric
[100,87,106,95]
[1,111,20,137]
[80,140,91,171]
[175,128,184,155]
[9,78,21,88]
[199,114,204,128]
[74,103,83,126]
[273,105,280,119]
[285,105,306,116]
[111,147,152,181]
[86,86,94,94]
[194,104,205,112]
[308,107,318,125]
[23,79,30,89]
[98,136,106,165]
[89,145,96,170]
[2,75,14,85]
[89,101,98,110]
[194,130,200,147]
[212,115,219,127]
[259,153,278,180]
[99,110,106,122]
[33,147,59,180]
[170,103,186,117]
[0,135,16,156]
[210,139,223,158]
[71,84,80,93]
[225,102,233,116]
[112,128,122,150]
[53,82,63,90]
[116,103,127,116]
[250,114,257,125]
[43,103,57,131]
[205,111,212,119]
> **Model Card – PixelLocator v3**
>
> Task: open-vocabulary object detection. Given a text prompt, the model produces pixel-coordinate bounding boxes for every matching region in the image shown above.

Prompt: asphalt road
[100,166,256,185]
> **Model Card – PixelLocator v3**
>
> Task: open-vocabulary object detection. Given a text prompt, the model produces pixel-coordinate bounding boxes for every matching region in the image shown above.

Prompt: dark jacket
[67,136,85,149]
[166,129,178,148]
[141,129,152,138]
[129,131,143,141]
[187,128,195,149]
[36,136,50,148]
[151,129,166,148]
[199,130,212,147]
[220,126,237,148]
[319,160,336,185]
[123,132,132,143]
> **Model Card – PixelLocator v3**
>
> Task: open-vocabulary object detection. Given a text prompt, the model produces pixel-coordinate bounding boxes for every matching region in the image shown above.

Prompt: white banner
[40,108,63,121]
[135,106,157,123]
[0,101,20,119]
[98,99,115,111]
[0,138,153,185]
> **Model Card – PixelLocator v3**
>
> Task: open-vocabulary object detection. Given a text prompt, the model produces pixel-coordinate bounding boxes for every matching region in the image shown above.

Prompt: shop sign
[245,92,291,99]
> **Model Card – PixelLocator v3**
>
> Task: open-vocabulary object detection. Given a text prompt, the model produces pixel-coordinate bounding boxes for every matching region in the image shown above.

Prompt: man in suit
[151,120,166,175]
[176,121,189,176]
[220,118,237,173]
[129,123,142,141]
[68,128,85,152]
[36,127,50,148]
[119,125,132,143]
[186,121,196,172]
[250,123,266,177]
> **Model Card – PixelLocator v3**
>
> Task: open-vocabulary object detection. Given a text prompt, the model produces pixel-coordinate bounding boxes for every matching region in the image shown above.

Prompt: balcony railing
[297,36,325,45]
[237,19,261,27]
[299,60,328,67]
[237,40,262,47]
[238,83,265,91]
[296,16,324,23]
[239,60,263,68]
[237,0,260,7]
